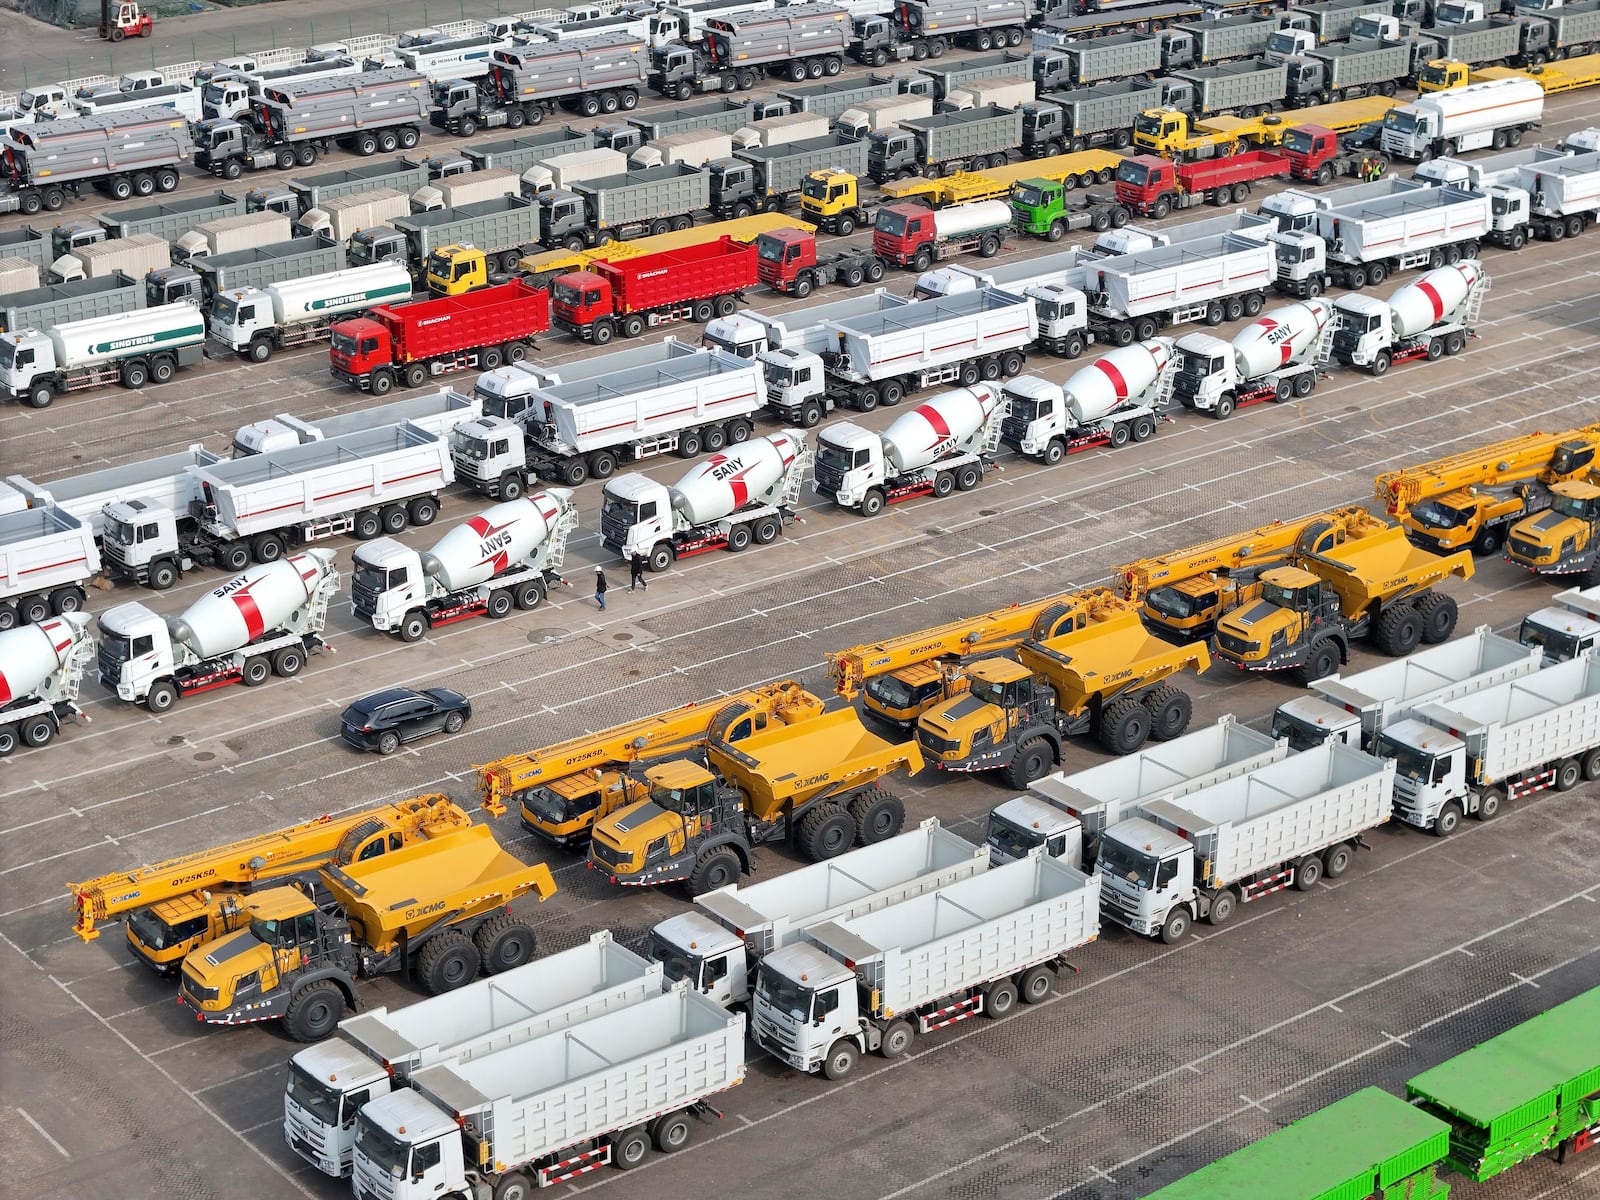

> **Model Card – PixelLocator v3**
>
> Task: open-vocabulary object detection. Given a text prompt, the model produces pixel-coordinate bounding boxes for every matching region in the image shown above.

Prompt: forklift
[101,0,154,41]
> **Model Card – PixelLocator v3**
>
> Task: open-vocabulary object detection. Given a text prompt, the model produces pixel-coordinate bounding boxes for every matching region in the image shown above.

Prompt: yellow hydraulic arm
[1374,425,1600,518]
[68,794,471,942]
[474,680,817,816]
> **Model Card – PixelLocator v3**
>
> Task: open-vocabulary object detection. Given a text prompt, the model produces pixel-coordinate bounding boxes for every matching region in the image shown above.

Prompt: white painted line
[16,1108,69,1159]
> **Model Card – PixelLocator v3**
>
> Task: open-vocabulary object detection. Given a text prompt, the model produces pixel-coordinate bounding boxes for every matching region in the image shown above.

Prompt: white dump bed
[1134,740,1394,885]
[528,340,765,456]
[697,818,988,956]
[189,421,454,538]
[803,853,1100,1016]
[1087,232,1274,319]
[1411,652,1600,784]
[706,289,910,358]
[1314,185,1492,264]
[1030,714,1287,836]
[1514,148,1600,216]
[0,505,101,602]
[915,246,1089,299]
[9,446,222,537]
[337,930,662,1079]
[1309,625,1543,744]
[827,286,1036,383]
[235,389,479,455]
[408,985,744,1165]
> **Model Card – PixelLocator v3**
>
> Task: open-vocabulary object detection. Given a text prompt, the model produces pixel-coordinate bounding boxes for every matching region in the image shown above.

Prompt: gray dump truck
[1,108,191,216]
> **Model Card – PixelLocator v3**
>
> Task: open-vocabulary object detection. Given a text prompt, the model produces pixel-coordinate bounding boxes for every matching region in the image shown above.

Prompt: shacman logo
[417,315,454,327]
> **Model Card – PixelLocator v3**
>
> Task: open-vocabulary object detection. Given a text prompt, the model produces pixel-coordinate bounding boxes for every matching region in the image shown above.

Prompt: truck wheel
[1098,696,1151,755]
[620,314,646,339]
[677,430,703,458]
[514,580,545,610]
[953,463,981,491]
[1584,747,1600,781]
[251,533,284,563]
[1001,738,1053,789]
[295,145,317,167]
[1109,421,1131,449]
[1018,966,1054,1005]
[399,613,428,643]
[693,299,716,323]
[590,319,615,345]
[474,914,536,974]
[219,543,250,572]
[715,295,737,317]
[48,586,84,616]
[110,176,134,201]
[725,418,753,445]
[865,258,886,283]
[1144,686,1193,741]
[1295,642,1340,685]
[700,425,727,454]
[353,510,382,540]
[911,248,932,272]
[146,680,179,714]
[275,148,295,170]
[491,1172,533,1200]
[120,360,149,389]
[1324,844,1354,877]
[354,133,378,157]
[480,347,503,370]
[272,646,305,678]
[221,158,243,181]
[798,801,854,861]
[149,560,179,591]
[1212,395,1235,420]
[859,488,886,517]
[800,402,823,429]
[651,1111,696,1154]
[1159,907,1191,945]
[18,715,55,748]
[417,930,480,994]
[522,105,546,126]
[727,524,752,552]
[1131,416,1156,443]
[649,544,674,573]
[1293,372,1315,399]
[843,265,865,288]
[1556,758,1583,791]
[931,472,955,499]
[245,337,273,364]
[752,517,780,544]
[1293,855,1323,891]
[132,172,155,197]
[848,789,904,845]
[0,603,15,631]
[880,1020,916,1059]
[486,591,513,619]
[27,382,55,409]
[791,274,813,299]
[1368,350,1390,377]
[19,594,48,624]
[682,848,742,898]
[284,981,345,1043]
[380,505,408,535]
[1474,792,1500,821]
[498,474,525,501]
[1042,439,1066,466]
[241,658,270,687]
[369,369,395,395]
[1416,593,1457,644]
[611,1126,651,1170]
[19,192,42,216]
[408,496,439,526]
[377,130,399,154]
[0,725,15,755]
[1433,801,1463,838]
[984,979,1018,1018]
[403,363,429,389]
[823,1040,859,1081]
[1376,605,1422,656]
[1151,198,1170,220]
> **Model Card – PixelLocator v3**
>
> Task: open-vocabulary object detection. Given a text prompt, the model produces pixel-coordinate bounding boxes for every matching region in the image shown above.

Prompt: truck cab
[1505,480,1600,577]
[599,473,674,560]
[1093,817,1197,939]
[49,221,107,263]
[448,415,529,498]
[916,658,1057,773]
[589,759,744,887]
[812,422,893,507]
[1518,594,1600,663]
[647,911,749,1007]
[425,243,489,295]
[285,1037,392,1177]
[100,498,188,587]
[328,317,394,388]
[15,85,73,118]
[1270,695,1363,749]
[1265,27,1316,63]
[1330,290,1402,366]
[95,601,182,700]
[1269,228,1330,291]
[1132,109,1239,160]
[759,347,826,420]
[755,227,821,290]
[519,769,644,848]
[800,168,869,234]
[985,793,1085,867]
[752,941,862,1073]
[549,268,614,333]
[1019,100,1067,156]
[1373,718,1469,830]
[865,128,918,181]
[348,539,433,632]
[999,376,1082,458]
[145,266,204,307]
[352,1093,466,1200]
[1415,58,1473,93]
[1211,565,1342,671]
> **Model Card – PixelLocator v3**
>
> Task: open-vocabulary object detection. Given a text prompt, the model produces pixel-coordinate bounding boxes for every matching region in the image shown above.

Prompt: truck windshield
[1181,353,1225,377]
[1275,239,1316,265]
[350,559,397,596]
[1282,128,1313,156]
[756,237,785,263]
[1259,579,1305,610]
[1551,493,1596,520]
[210,295,240,325]
[1265,32,1299,55]
[1384,110,1418,135]
[330,329,359,357]
[1291,63,1317,86]
[103,516,137,548]
[1114,161,1150,186]
[1004,390,1048,423]
[986,812,1043,860]
[1097,836,1157,889]
[1409,499,1469,531]
[647,931,703,987]
[525,784,594,827]
[1518,618,1584,663]
[1012,183,1048,208]
[1133,113,1164,138]
[874,209,908,237]
[1269,710,1329,752]
[201,82,230,106]
[0,340,18,371]
[599,492,642,529]
[1143,586,1200,619]
[286,1060,345,1127]
[968,676,1008,708]
[453,431,492,461]
[98,632,135,667]
[649,781,702,815]
[1375,732,1441,784]
[865,674,915,711]
[800,175,828,202]
[551,280,583,307]
[815,441,865,474]
[1416,63,1451,88]
[755,963,814,1020]
[354,1112,413,1178]
[126,906,209,952]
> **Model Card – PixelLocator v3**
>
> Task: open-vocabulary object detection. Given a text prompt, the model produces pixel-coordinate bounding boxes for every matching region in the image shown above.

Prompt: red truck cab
[872,202,936,267]
[1280,124,1341,181]
[1113,155,1178,215]
[329,318,391,388]
[755,227,819,292]
[550,270,611,335]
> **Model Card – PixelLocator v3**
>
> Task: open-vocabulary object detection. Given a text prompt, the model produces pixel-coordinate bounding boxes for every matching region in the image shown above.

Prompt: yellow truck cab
[1506,480,1600,584]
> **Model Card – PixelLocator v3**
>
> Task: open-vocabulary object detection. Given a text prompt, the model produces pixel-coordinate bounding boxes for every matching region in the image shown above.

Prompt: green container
[1141,1088,1452,1200]
[1406,988,1600,1182]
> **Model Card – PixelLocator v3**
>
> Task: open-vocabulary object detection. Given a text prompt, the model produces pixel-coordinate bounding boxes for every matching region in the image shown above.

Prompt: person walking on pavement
[630,552,648,591]
[594,564,609,611]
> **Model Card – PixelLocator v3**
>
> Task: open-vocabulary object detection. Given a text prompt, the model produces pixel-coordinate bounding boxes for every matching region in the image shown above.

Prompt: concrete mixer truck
[599,430,811,571]
[1170,299,1334,419]
[998,339,1175,465]
[351,491,578,641]
[209,262,414,362]
[0,303,207,408]
[813,386,1007,517]
[0,612,95,754]
[1330,260,1489,376]
[97,549,341,713]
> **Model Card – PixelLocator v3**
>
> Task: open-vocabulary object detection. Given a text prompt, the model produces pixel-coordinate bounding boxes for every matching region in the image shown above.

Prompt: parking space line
[16,1108,69,1159]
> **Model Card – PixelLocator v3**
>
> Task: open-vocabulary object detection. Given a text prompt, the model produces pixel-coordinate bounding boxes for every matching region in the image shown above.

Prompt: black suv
[340,687,472,755]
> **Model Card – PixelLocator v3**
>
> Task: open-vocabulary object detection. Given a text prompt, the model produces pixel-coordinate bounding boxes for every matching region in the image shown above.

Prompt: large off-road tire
[1001,737,1053,789]
[1143,686,1192,741]
[284,981,345,1043]
[417,930,480,994]
[687,849,741,896]
[1416,592,1458,644]
[1098,696,1151,755]
[1375,605,1422,656]
[848,789,905,845]
[797,801,854,861]
[473,915,536,974]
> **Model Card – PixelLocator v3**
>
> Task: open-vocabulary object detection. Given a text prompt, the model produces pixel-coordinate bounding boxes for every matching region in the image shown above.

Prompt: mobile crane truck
[588,703,924,894]
[178,823,557,1041]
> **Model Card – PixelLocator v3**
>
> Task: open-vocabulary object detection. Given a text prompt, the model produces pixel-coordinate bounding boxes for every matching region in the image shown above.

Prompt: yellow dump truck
[177,824,556,1041]
[69,794,473,970]
[1212,521,1475,683]
[474,680,823,846]
[1505,479,1600,587]
[587,703,923,894]
[916,591,1211,786]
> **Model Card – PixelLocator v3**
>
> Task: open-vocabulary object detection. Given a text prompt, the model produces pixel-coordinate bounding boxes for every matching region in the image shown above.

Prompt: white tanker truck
[998,339,1175,464]
[1170,300,1334,419]
[0,612,95,754]
[97,549,340,713]
[0,303,208,409]
[812,388,1006,517]
[351,491,578,641]
[1330,261,1488,377]
[599,429,811,571]
[209,262,414,363]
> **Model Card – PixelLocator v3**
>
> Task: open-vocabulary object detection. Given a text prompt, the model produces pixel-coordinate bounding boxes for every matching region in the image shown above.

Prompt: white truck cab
[1519,589,1600,662]
[95,601,178,702]
[1095,818,1196,937]
[996,376,1069,458]
[1374,717,1469,831]
[985,793,1085,866]
[751,941,862,1074]
[701,312,771,359]
[647,911,749,1007]
[284,1038,390,1177]
[598,473,670,560]
[812,422,890,508]
[1269,694,1363,750]
[100,498,185,583]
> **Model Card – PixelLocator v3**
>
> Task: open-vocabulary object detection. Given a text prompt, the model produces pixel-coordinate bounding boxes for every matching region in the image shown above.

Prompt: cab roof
[645,759,717,788]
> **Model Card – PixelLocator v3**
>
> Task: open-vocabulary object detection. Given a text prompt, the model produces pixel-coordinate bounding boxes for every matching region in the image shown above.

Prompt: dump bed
[97,190,244,241]
[709,705,921,811]
[189,422,453,539]
[1134,739,1394,885]
[0,506,101,602]
[0,228,49,268]
[1514,149,1600,215]
[236,390,479,456]
[715,290,909,356]
[1059,32,1165,85]
[2,109,192,187]
[288,158,433,213]
[374,278,549,363]
[336,930,662,1079]
[629,101,752,141]
[699,818,987,955]
[737,135,869,196]
[1310,625,1542,744]
[1086,231,1274,318]
[905,105,1023,164]
[406,986,744,1162]
[1411,653,1600,784]
[1017,610,1211,714]
[462,128,595,174]
[0,271,143,336]
[599,237,756,315]
[579,164,711,231]
[1313,184,1492,264]
[1030,715,1287,838]
[804,853,1100,1015]
[1303,522,1474,616]
[1173,59,1286,115]
[828,286,1036,383]
[187,235,347,300]
[9,445,221,538]
[393,194,541,261]
[778,76,904,119]
[1054,80,1164,136]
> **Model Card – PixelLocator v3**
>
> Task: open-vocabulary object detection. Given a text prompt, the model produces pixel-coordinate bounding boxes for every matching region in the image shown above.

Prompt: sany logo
[466,513,519,574]
[212,572,270,641]
[706,453,754,507]
[1253,316,1296,366]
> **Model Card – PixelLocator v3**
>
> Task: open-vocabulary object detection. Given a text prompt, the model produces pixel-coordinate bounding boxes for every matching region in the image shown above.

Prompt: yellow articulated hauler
[587,702,923,895]
[69,795,473,971]
[178,824,556,1041]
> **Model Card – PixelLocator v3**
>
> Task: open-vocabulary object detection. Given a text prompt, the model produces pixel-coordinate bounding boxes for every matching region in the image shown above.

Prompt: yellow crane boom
[1374,425,1600,517]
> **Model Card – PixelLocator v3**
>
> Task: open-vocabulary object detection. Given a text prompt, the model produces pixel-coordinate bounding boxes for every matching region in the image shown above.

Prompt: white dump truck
[998,338,1174,464]
[8,446,222,543]
[764,285,1036,427]
[0,505,100,628]
[1381,77,1544,163]
[0,611,94,754]
[209,262,414,362]
[351,490,577,641]
[232,390,480,456]
[97,549,340,712]
[600,428,810,571]
[647,818,989,1009]
[813,385,1006,517]
[1095,739,1396,944]
[173,211,292,264]
[753,851,1101,1080]
[1330,260,1488,376]
[350,984,745,1195]
[1514,147,1600,243]
[452,339,766,493]
[1518,586,1600,664]
[1082,229,1274,343]
[100,423,453,588]
[1170,299,1334,419]
[1271,624,1544,752]
[1379,651,1600,836]
[701,288,903,362]
[985,715,1289,868]
[285,930,662,1178]
[294,188,411,240]
[914,248,1097,359]
[0,303,207,408]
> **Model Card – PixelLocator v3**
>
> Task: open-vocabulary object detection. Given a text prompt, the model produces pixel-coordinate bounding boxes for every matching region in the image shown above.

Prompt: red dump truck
[549,236,758,344]
[1115,151,1293,218]
[1280,123,1381,184]
[329,279,550,394]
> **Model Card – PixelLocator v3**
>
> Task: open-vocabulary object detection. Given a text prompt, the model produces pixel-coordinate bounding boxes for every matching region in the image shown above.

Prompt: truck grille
[1170,372,1202,401]
[349,582,379,618]
[599,511,633,545]
[812,461,848,492]
[96,645,124,685]
[182,976,219,1005]
[999,415,1031,442]
[1331,330,1359,356]
[1100,887,1136,916]
[752,1011,797,1052]
[1214,631,1255,657]
[590,839,629,869]
[917,728,959,756]
[1507,537,1544,562]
